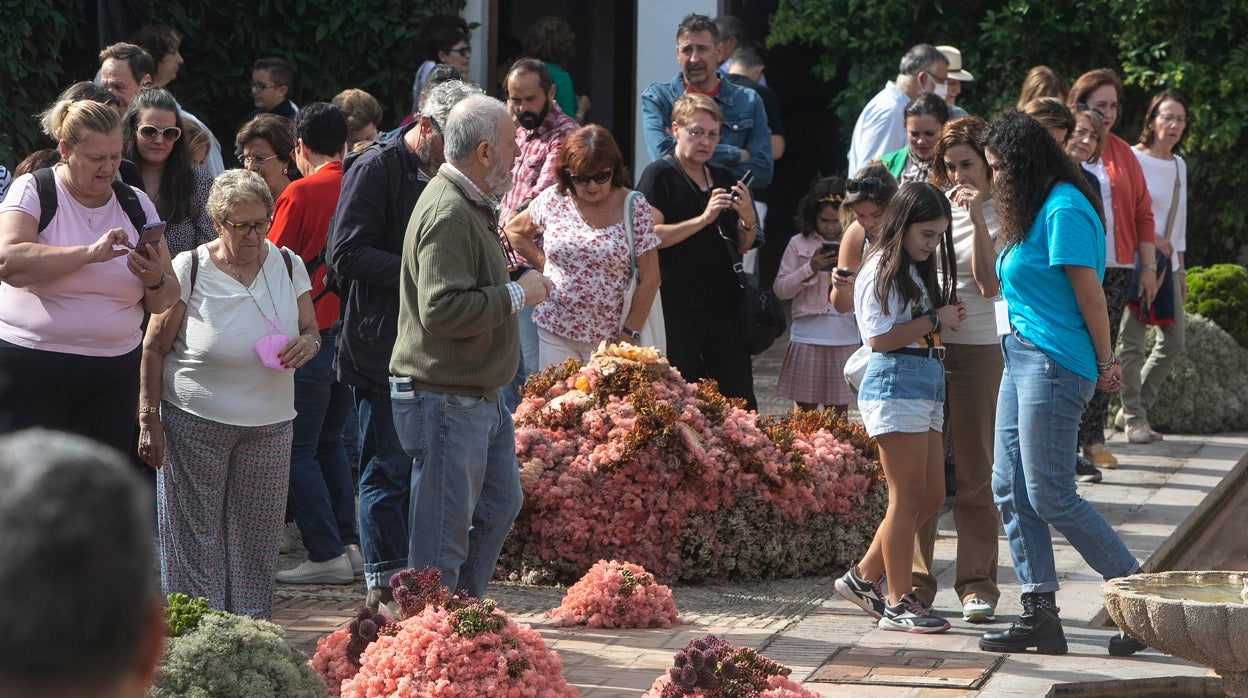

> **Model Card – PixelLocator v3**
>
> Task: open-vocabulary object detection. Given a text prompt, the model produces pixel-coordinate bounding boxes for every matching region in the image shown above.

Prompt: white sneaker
[345,544,364,576]
[1127,424,1163,443]
[276,553,353,584]
[878,593,951,633]
[962,597,996,623]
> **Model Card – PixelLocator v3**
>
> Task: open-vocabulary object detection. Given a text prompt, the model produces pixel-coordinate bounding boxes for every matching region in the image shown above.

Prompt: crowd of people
[0,9,1190,666]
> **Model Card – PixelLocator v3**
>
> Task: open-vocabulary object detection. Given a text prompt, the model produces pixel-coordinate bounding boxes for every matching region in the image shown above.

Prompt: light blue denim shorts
[857,351,946,436]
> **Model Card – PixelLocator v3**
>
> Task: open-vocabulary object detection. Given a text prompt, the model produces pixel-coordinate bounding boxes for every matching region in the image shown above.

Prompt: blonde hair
[39,99,120,146]
[671,93,722,127]
[206,169,273,222]
[181,119,211,166]
[332,88,382,134]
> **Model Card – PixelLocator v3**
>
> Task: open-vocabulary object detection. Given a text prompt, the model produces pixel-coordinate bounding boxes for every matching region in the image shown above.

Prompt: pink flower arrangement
[503,345,885,584]
[550,559,678,629]
[311,606,397,695]
[642,635,819,697]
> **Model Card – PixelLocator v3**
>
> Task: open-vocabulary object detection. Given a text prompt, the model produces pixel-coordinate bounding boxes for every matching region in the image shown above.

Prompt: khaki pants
[912,342,1003,606]
[1119,280,1186,427]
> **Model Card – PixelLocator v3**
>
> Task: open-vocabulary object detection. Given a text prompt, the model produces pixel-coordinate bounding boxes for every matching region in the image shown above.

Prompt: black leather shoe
[979,593,1068,655]
[1108,631,1147,656]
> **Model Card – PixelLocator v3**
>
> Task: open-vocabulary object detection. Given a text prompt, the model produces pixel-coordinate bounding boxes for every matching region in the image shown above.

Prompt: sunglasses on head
[845,177,881,195]
[1074,102,1105,120]
[567,170,613,186]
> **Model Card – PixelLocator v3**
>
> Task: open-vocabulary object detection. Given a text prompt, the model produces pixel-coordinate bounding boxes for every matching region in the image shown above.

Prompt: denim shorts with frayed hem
[857,351,945,437]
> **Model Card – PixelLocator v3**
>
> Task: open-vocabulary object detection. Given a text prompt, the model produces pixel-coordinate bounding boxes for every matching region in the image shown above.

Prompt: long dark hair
[981,109,1103,248]
[121,88,194,223]
[869,182,955,313]
[793,176,846,238]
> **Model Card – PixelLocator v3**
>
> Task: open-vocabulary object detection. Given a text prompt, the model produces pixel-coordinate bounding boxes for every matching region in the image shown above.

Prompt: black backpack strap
[33,168,57,233]
[279,247,294,280]
[188,246,200,296]
[111,180,149,237]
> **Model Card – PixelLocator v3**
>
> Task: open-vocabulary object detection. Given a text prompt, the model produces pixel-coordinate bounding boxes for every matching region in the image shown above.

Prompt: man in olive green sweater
[389,93,552,598]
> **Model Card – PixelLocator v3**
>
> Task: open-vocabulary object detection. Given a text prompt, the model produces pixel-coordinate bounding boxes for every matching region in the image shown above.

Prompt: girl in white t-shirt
[773,177,858,415]
[835,182,964,634]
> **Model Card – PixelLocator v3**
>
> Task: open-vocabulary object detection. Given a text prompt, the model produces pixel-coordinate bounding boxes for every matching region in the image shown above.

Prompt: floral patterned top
[529,186,661,344]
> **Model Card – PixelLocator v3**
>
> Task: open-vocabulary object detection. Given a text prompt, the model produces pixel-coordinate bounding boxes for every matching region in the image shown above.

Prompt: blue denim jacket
[641,72,774,187]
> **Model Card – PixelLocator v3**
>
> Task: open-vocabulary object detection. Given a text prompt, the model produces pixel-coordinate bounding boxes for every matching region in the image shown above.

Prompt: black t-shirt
[636,156,741,310]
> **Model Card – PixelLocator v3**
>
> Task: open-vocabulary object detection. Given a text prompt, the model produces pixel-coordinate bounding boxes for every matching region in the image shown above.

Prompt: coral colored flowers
[550,559,678,629]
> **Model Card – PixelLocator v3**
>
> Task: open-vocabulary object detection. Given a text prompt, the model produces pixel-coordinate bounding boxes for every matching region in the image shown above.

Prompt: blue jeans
[503,305,540,412]
[289,331,358,561]
[354,385,411,589]
[992,333,1139,593]
[390,386,523,598]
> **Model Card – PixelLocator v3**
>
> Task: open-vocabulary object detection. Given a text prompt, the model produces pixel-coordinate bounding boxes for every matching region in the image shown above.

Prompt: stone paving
[272,323,1248,696]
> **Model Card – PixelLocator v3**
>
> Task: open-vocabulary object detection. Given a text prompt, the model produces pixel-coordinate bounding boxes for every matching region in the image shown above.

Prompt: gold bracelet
[137,406,158,415]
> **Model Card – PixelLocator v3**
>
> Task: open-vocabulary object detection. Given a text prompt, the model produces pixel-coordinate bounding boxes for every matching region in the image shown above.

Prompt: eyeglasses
[137,125,182,142]
[241,153,280,167]
[447,45,472,57]
[250,81,281,91]
[1156,113,1189,124]
[221,219,272,237]
[567,170,613,186]
[680,126,720,142]
[494,225,521,273]
[846,177,882,195]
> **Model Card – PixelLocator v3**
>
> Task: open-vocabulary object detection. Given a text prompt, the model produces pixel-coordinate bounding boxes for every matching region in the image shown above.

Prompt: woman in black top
[636,93,760,409]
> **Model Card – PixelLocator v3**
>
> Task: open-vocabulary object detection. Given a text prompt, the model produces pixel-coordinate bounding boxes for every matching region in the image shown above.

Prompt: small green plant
[163,593,224,638]
[1185,264,1248,348]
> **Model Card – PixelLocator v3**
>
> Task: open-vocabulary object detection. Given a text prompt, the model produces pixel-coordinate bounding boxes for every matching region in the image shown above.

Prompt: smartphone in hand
[136,221,167,249]
[819,241,841,272]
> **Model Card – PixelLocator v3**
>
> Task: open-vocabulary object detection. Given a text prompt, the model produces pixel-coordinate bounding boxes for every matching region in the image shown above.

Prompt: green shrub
[1147,314,1248,434]
[1185,264,1248,347]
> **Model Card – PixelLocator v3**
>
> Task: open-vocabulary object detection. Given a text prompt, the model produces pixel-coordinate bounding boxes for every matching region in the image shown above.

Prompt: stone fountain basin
[1103,571,1248,697]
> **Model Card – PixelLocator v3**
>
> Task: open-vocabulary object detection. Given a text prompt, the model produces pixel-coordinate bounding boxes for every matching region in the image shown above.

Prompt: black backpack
[308,136,407,303]
[33,167,147,236]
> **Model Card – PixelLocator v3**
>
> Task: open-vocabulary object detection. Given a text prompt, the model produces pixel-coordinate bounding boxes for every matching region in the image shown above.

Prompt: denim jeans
[391,386,523,598]
[993,333,1139,593]
[289,331,358,561]
[354,385,411,589]
[503,305,540,412]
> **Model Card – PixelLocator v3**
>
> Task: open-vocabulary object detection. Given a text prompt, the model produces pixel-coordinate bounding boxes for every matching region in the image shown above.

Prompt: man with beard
[328,79,481,615]
[641,13,773,188]
[389,93,553,599]
[498,58,578,409]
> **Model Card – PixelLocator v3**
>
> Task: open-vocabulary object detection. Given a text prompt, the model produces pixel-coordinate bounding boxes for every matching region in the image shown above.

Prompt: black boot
[979,592,1068,655]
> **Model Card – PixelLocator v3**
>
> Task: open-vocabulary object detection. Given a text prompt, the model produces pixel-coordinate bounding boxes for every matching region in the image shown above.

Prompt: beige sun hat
[937,45,974,82]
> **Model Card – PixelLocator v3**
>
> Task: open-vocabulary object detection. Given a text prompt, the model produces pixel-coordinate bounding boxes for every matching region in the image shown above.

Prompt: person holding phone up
[0,98,178,456]
[773,176,857,415]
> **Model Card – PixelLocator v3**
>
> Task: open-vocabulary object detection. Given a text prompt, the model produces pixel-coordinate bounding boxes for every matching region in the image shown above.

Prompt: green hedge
[1185,264,1248,348]
[768,0,1248,266]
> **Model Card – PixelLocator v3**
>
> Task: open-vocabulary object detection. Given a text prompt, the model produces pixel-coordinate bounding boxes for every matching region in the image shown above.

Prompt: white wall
[463,0,489,89]
[632,0,719,176]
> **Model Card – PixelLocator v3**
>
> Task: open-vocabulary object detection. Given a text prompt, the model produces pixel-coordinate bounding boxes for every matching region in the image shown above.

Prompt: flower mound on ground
[550,559,678,628]
[311,607,396,696]
[502,342,885,584]
[642,634,819,697]
[337,570,577,698]
[151,611,327,697]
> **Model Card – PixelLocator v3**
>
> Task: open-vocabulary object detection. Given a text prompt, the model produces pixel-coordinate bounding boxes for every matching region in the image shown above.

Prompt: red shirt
[269,160,343,329]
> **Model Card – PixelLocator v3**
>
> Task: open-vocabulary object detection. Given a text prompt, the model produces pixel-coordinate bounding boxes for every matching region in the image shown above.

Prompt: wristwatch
[1142,262,1159,271]
[621,327,641,341]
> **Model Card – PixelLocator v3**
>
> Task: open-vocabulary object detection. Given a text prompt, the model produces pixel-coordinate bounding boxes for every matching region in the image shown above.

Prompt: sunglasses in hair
[1074,102,1105,120]
[567,170,613,186]
[137,125,182,142]
[846,177,882,195]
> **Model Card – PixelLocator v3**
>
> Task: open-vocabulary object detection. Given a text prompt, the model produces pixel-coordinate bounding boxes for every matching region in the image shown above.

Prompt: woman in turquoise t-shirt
[977,110,1144,658]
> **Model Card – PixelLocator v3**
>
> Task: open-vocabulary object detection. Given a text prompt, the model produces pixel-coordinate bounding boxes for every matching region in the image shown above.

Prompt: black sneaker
[878,592,951,633]
[1075,455,1103,483]
[835,567,886,619]
[1108,631,1147,656]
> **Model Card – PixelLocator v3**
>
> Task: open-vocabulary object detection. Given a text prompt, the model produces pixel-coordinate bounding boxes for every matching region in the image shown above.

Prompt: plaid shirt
[499,102,579,223]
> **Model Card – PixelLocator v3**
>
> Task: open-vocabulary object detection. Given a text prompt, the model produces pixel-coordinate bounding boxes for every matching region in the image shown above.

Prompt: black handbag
[721,235,786,355]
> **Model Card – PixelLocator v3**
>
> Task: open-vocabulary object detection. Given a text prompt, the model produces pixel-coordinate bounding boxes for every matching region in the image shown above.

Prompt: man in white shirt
[847,44,949,174]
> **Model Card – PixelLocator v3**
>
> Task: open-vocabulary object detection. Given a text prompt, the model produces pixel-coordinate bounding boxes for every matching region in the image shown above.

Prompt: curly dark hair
[868,182,955,314]
[523,16,575,66]
[793,176,846,238]
[121,87,195,223]
[980,109,1103,248]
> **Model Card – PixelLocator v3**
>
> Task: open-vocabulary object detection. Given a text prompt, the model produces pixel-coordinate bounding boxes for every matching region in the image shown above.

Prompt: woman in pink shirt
[0,99,179,455]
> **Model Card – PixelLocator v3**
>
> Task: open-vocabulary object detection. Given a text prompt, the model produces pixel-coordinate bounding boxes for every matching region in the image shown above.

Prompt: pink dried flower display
[550,559,678,628]
[504,345,886,584]
[642,634,819,698]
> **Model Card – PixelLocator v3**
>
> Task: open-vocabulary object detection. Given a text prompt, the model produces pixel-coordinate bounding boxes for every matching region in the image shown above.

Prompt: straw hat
[936,45,974,82]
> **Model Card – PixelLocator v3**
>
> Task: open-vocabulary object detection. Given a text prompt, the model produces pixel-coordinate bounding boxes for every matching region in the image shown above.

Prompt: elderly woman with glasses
[121,87,213,255]
[235,113,300,201]
[504,124,661,367]
[137,169,316,619]
[636,93,760,409]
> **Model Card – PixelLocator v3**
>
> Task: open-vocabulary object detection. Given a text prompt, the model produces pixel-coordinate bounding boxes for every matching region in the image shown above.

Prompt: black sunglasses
[846,177,882,195]
[567,170,613,187]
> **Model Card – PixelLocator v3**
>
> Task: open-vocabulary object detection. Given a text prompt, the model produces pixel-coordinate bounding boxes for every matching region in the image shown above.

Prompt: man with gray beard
[388,94,552,598]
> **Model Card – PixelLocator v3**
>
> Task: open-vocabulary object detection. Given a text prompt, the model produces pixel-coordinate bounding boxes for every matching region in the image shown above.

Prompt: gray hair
[442,93,510,166]
[421,78,483,133]
[899,44,948,77]
[207,169,274,222]
[0,429,154,695]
